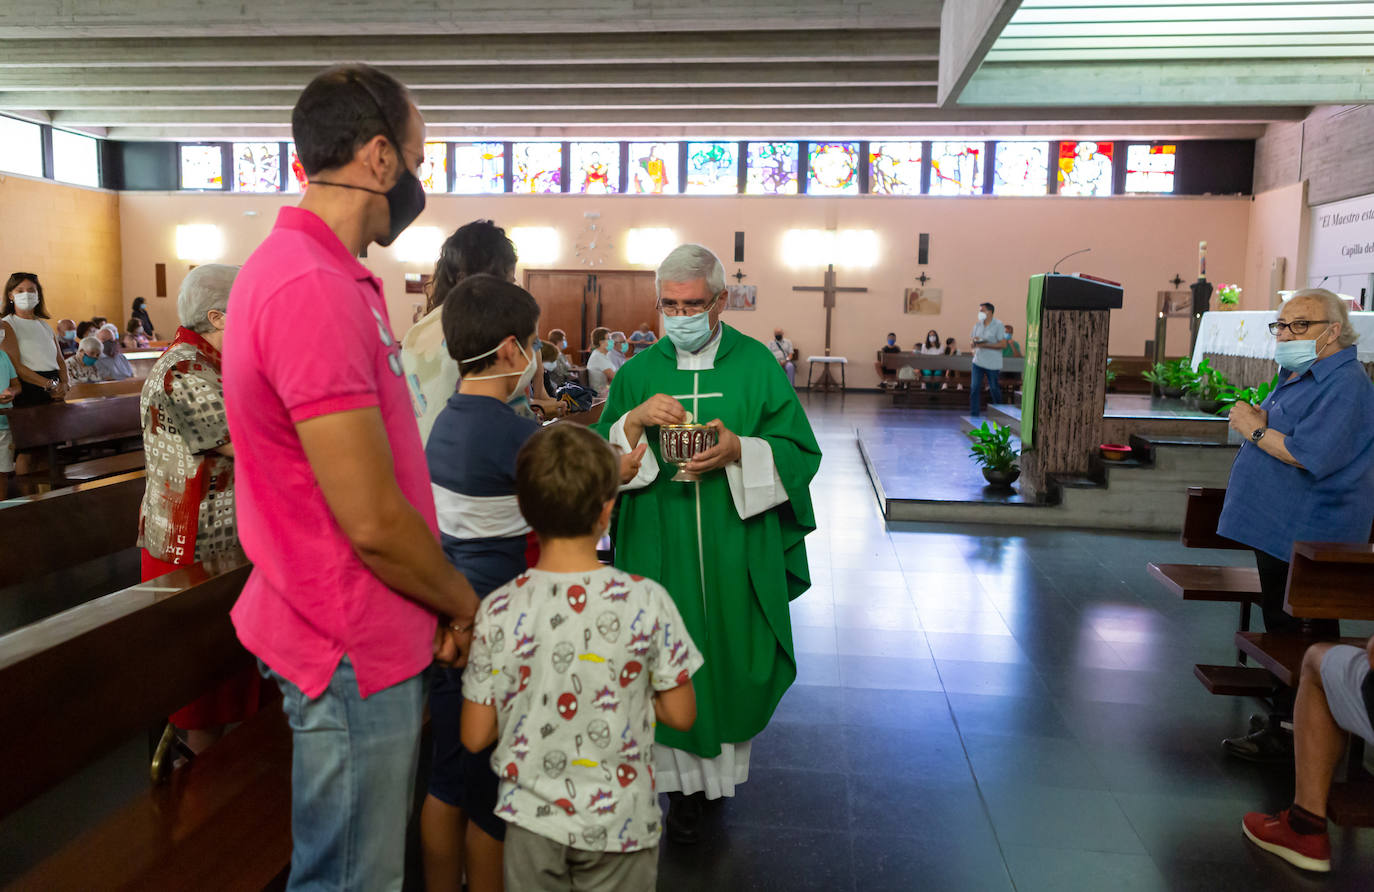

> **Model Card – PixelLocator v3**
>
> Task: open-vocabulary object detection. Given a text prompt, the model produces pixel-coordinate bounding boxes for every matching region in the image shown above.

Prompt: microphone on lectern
[1051,247,1091,274]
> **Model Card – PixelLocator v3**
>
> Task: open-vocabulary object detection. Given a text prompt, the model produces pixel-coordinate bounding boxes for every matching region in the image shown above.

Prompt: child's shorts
[0,428,13,473]
[504,824,657,891]
[428,664,505,841]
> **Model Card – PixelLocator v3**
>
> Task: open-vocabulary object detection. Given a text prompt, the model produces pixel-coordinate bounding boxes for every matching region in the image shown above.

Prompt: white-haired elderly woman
[1217,288,1374,764]
[138,263,261,755]
[65,336,106,384]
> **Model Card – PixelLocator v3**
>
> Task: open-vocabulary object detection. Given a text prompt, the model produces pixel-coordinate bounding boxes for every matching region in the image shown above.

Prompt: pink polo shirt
[223,207,438,699]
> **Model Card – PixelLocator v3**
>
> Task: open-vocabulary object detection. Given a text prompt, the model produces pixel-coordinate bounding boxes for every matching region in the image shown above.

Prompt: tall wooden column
[1019,274,1123,501]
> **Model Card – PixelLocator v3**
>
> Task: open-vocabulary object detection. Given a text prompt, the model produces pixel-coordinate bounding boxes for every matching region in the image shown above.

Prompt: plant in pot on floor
[1186,359,1231,414]
[968,421,1020,488]
[1141,357,1197,399]
[1216,374,1279,415]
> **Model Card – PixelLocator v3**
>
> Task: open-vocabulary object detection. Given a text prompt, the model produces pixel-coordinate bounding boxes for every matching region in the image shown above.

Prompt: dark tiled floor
[656,392,1374,890]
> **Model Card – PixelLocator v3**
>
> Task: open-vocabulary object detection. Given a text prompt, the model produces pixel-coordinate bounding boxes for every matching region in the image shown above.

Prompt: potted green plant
[1186,358,1231,413]
[968,421,1020,488]
[1141,357,1196,399]
[1216,282,1242,310]
[1216,374,1279,415]
[1105,358,1118,393]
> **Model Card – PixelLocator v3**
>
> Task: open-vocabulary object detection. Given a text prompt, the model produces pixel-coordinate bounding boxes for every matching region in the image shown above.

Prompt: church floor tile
[654,394,1374,890]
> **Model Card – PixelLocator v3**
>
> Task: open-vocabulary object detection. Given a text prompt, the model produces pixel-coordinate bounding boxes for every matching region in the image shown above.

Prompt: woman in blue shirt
[1217,289,1374,762]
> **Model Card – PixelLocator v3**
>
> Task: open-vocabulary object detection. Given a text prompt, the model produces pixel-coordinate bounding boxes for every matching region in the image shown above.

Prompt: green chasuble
[593,324,821,759]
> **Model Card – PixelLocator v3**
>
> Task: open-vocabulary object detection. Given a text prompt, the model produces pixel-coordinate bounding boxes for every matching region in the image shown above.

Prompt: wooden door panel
[594,271,658,343]
[524,271,589,356]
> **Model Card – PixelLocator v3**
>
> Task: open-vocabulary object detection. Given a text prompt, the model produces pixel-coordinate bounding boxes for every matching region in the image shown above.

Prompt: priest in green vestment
[593,244,821,841]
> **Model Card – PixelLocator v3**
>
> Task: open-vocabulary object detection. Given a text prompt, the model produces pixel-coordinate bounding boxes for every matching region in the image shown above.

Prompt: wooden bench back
[0,561,252,819]
[1180,486,1247,550]
[66,377,145,400]
[5,393,141,451]
[0,471,146,588]
[1285,542,1374,621]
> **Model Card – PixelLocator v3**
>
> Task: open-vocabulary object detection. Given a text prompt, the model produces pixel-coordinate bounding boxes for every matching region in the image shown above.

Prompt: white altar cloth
[1191,310,1374,368]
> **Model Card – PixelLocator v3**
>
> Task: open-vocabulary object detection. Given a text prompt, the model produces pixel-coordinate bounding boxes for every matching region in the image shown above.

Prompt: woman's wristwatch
[45,380,59,392]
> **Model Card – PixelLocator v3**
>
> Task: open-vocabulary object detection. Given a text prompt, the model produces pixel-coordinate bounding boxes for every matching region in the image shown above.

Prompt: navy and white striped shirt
[427,393,541,597]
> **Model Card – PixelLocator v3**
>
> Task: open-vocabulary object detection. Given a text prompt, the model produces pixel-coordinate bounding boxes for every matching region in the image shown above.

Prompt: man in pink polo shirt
[223,64,478,891]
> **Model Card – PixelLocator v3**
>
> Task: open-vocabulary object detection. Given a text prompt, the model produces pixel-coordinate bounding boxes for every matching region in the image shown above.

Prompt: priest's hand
[1228,401,1267,439]
[685,419,742,474]
[625,394,688,448]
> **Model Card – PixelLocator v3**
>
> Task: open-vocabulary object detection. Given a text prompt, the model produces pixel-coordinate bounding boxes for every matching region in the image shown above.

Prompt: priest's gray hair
[1288,288,1358,348]
[178,264,240,333]
[656,244,725,300]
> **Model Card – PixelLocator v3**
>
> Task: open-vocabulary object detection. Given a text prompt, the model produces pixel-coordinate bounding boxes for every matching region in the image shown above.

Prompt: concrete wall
[1254,105,1374,207]
[1242,181,1308,310]
[117,190,1253,386]
[0,172,123,324]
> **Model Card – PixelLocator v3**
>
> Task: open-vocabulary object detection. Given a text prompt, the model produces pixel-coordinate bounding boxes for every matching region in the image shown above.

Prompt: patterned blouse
[136,327,240,564]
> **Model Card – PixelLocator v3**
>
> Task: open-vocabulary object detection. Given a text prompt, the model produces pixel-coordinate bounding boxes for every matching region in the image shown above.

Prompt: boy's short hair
[516,424,619,539]
[443,273,541,376]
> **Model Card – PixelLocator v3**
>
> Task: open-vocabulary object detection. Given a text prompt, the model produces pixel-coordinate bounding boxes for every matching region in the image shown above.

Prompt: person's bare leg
[420,795,467,892]
[464,822,505,892]
[1293,643,1348,817]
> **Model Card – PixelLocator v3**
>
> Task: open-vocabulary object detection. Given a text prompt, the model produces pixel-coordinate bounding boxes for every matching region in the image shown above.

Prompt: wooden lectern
[1019,273,1124,500]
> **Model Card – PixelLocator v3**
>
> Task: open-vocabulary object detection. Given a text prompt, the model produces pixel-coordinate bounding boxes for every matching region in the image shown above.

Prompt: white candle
[1198,241,1207,279]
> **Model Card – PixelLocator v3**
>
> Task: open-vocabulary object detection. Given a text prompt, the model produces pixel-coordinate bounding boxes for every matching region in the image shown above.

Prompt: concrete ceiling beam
[938,0,1023,106]
[0,30,941,67]
[0,0,943,38]
[60,104,1306,128]
[0,86,942,111]
[960,59,1374,106]
[0,62,940,92]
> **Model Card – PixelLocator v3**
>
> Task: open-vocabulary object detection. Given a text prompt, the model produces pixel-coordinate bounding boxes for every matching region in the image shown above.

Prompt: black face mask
[313,163,425,248]
[774,333,783,341]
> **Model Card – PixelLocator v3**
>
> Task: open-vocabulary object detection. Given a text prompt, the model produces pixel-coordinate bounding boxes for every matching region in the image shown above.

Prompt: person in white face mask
[591,243,822,844]
[1,272,68,405]
[968,300,1007,417]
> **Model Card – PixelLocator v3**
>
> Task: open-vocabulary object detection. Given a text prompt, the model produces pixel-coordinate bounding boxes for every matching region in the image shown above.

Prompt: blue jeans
[268,657,426,892]
[970,363,1001,416]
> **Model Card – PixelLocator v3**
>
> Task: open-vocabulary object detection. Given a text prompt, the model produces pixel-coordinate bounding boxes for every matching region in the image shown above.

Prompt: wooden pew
[1232,543,1374,825]
[0,562,295,889]
[3,394,141,487]
[878,352,1024,407]
[0,471,145,590]
[66,378,145,400]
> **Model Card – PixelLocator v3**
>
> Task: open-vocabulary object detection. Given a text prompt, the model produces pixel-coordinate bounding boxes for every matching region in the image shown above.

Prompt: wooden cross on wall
[792,263,867,356]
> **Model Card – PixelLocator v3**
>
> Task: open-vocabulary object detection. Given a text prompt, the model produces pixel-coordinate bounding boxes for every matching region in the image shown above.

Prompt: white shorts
[0,428,13,473]
[1320,645,1374,745]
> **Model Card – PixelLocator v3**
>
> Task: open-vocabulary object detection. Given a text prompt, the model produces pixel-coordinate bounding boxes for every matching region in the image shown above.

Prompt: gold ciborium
[660,424,718,482]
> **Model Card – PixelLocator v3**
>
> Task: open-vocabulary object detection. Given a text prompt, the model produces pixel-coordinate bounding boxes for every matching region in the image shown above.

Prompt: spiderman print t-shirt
[463,566,703,853]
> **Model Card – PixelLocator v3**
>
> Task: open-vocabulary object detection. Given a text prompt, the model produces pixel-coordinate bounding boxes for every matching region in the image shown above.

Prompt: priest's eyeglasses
[656,295,720,317]
[1267,320,1328,336]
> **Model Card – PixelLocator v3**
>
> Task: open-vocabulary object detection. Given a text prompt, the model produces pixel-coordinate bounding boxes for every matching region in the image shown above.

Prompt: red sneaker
[1242,810,1331,873]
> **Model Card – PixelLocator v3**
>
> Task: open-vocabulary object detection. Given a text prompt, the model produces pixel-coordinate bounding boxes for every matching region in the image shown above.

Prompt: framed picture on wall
[725,284,757,311]
[904,287,942,315]
[1157,290,1191,318]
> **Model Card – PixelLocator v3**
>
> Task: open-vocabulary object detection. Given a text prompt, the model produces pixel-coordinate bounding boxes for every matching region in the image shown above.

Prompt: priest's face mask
[658,279,724,325]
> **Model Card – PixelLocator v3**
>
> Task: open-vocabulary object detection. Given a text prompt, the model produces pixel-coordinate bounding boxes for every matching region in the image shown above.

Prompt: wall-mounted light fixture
[625,228,677,266]
[781,228,878,269]
[509,226,560,265]
[390,226,445,264]
[174,224,224,262]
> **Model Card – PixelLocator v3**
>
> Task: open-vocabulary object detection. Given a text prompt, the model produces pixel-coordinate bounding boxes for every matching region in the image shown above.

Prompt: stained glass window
[0,115,43,178]
[868,142,922,195]
[806,142,859,195]
[1125,144,1176,193]
[180,145,223,190]
[572,142,620,194]
[285,142,308,193]
[929,142,984,196]
[627,142,677,194]
[1058,141,1114,196]
[684,142,738,195]
[419,142,448,193]
[992,142,1048,196]
[453,142,504,194]
[51,129,100,188]
[745,142,798,195]
[512,143,562,194]
[232,142,280,193]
